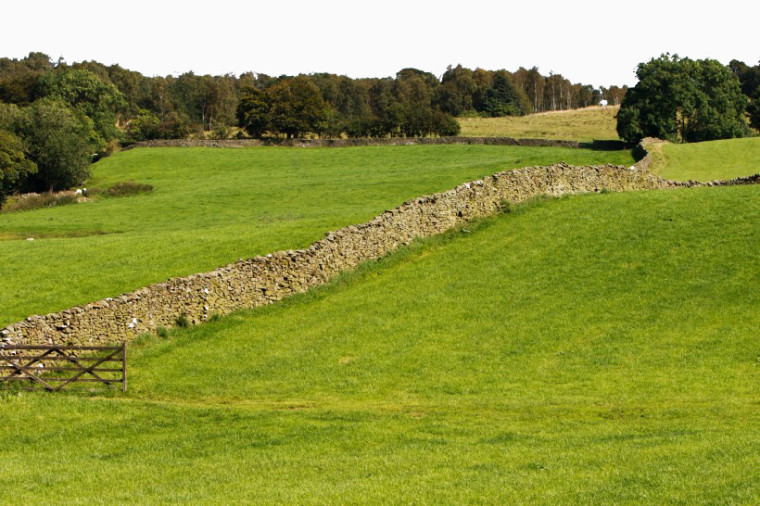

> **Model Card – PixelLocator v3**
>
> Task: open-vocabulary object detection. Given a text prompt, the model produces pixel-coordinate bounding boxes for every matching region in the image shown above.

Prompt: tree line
[0,52,628,201]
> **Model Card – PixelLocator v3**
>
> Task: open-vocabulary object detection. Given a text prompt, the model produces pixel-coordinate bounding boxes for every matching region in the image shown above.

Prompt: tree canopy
[15,98,95,191]
[731,59,760,131]
[0,129,36,204]
[617,54,749,144]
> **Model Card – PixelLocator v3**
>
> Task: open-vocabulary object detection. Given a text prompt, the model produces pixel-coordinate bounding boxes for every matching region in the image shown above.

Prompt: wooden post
[121,342,127,392]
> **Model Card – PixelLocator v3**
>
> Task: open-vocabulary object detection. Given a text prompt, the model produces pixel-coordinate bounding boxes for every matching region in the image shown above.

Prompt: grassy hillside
[457,106,620,141]
[1,184,758,502]
[0,144,635,326]
[655,137,760,181]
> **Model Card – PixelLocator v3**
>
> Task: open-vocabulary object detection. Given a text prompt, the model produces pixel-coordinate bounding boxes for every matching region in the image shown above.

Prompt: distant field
[2,184,758,502]
[0,144,635,326]
[458,106,620,141]
[654,137,760,181]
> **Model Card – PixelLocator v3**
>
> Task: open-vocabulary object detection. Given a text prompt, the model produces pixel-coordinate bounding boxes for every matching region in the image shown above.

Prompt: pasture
[0,144,634,327]
[1,183,758,502]
[655,137,760,181]
[457,106,620,141]
[1,139,758,502]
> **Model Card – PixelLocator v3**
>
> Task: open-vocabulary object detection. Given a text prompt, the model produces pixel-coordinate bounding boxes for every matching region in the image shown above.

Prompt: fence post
[122,342,127,392]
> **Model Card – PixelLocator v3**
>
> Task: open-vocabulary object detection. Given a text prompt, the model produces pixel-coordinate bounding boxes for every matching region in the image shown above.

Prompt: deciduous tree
[0,129,36,204]
[617,54,748,144]
[17,99,94,191]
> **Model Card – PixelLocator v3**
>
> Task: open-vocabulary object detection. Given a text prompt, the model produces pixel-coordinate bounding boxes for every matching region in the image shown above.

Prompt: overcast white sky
[2,0,757,87]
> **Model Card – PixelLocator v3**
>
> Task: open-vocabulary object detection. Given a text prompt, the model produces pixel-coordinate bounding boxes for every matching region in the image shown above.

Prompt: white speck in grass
[26,237,35,241]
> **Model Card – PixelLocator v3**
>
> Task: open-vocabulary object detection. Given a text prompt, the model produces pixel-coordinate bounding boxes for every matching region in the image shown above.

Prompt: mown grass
[1,184,758,502]
[655,137,760,181]
[458,106,620,141]
[0,144,634,326]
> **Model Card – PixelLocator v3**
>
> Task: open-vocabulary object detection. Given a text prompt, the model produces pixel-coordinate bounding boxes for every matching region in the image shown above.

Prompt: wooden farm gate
[0,344,126,392]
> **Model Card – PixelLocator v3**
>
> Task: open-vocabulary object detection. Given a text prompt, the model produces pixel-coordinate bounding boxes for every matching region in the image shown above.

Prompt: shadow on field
[578,140,628,151]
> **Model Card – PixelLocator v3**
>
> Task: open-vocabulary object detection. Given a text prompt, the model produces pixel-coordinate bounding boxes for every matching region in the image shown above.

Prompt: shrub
[106,181,153,198]
[0,130,37,206]
[1,192,77,213]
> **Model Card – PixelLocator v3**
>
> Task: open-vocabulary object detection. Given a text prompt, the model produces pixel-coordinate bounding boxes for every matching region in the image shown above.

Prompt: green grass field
[457,106,620,141]
[1,184,758,502]
[0,144,635,327]
[654,137,760,181]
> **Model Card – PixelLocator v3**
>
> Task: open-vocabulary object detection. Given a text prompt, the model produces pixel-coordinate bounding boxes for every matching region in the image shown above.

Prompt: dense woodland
[0,52,758,201]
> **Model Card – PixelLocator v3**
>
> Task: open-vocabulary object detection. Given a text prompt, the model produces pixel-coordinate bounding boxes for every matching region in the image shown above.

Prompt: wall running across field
[2,141,758,347]
[124,136,580,150]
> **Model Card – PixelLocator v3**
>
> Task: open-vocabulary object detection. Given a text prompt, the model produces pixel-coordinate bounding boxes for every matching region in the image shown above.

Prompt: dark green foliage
[0,52,638,144]
[617,54,749,144]
[433,110,461,136]
[16,98,94,191]
[435,65,477,116]
[170,72,237,131]
[0,129,36,205]
[267,76,328,138]
[0,52,53,104]
[236,86,269,138]
[175,314,190,328]
[474,70,527,117]
[731,59,760,130]
[126,109,162,142]
[38,67,126,150]
[749,99,760,131]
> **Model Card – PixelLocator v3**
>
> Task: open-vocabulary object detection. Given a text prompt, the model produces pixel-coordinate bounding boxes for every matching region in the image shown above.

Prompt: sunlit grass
[458,106,620,141]
[0,145,634,326]
[1,184,758,502]
[655,137,760,181]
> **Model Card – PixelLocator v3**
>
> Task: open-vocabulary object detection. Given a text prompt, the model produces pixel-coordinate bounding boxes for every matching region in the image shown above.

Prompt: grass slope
[0,145,634,326]
[458,106,620,141]
[655,137,760,181]
[2,184,758,502]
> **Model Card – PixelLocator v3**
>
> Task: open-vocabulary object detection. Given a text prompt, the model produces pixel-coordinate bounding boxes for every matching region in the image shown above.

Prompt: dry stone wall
[124,136,579,150]
[2,151,758,349]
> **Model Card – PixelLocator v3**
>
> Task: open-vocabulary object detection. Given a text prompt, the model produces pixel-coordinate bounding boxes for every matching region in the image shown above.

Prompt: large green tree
[0,52,53,105]
[17,98,94,191]
[617,54,748,144]
[267,76,328,139]
[0,129,36,204]
[730,59,760,130]
[475,70,529,117]
[237,86,270,138]
[38,67,126,150]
